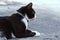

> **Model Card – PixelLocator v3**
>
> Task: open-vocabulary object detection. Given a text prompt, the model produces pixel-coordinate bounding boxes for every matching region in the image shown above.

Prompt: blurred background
[0,0,60,40]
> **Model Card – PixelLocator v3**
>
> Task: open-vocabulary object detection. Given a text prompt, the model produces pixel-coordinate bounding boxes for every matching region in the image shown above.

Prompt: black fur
[0,3,36,39]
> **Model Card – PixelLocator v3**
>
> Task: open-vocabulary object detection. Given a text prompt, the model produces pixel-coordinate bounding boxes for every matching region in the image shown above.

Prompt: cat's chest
[21,18,28,29]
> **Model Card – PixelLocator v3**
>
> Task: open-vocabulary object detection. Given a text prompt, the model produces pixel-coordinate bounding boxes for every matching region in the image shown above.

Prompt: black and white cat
[0,3,40,39]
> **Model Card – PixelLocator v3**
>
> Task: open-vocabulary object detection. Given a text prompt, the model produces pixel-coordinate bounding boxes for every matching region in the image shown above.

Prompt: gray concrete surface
[0,5,60,40]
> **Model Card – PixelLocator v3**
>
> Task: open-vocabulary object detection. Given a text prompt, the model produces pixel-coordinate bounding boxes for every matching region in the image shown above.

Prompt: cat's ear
[26,3,33,9]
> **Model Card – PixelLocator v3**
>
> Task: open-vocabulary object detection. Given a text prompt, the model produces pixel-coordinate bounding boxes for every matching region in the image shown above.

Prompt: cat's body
[0,3,40,39]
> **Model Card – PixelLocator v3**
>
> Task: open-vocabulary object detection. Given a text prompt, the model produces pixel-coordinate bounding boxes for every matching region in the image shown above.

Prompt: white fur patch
[33,14,36,19]
[22,17,28,29]
[32,31,40,36]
